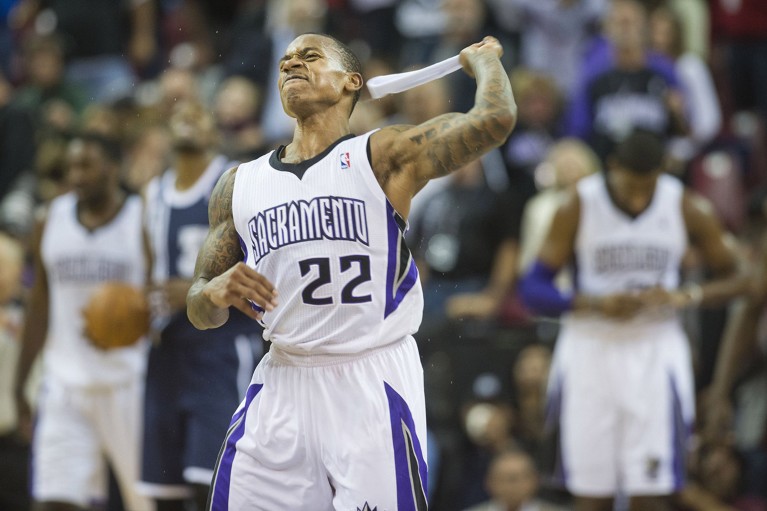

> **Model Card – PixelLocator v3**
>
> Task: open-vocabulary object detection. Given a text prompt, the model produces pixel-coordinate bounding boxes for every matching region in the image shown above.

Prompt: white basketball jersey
[232,131,423,354]
[563,172,688,335]
[41,193,147,387]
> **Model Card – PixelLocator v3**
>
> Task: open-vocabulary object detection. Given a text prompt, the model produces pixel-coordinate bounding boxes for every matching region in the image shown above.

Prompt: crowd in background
[0,0,766,510]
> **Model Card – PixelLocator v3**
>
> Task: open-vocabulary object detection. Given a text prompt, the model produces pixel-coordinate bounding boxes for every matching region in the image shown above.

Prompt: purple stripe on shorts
[669,375,689,490]
[545,373,568,486]
[385,381,428,510]
[209,383,262,511]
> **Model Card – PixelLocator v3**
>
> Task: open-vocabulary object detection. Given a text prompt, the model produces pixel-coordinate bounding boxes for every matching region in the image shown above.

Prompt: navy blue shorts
[141,310,263,492]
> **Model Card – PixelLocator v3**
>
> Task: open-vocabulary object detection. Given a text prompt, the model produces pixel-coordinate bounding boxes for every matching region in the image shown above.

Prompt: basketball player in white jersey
[519,130,748,511]
[186,33,516,510]
[13,133,153,511]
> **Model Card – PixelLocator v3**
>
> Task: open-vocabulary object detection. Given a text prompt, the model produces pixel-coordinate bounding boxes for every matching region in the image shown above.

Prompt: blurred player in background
[520,130,748,511]
[139,100,263,511]
[14,133,152,511]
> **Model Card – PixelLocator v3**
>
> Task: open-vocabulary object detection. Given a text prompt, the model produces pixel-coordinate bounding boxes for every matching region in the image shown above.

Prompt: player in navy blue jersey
[138,101,263,511]
[187,33,516,510]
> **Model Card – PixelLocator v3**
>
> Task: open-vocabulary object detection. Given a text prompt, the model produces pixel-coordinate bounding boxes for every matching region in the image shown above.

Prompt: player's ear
[346,72,363,95]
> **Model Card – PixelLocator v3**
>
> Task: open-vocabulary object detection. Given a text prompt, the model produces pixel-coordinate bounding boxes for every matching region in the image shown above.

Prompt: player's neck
[174,150,214,190]
[284,114,351,163]
[77,188,126,231]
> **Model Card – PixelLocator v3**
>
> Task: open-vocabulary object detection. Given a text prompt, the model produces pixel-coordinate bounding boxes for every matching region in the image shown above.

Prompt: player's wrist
[679,283,704,308]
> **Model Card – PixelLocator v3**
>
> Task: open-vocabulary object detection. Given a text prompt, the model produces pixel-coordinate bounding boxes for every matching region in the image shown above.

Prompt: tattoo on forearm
[405,55,515,178]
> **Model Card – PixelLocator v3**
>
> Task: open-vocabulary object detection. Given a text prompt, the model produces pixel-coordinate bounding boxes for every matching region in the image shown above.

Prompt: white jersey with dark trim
[232,131,423,354]
[563,172,688,336]
[41,193,147,387]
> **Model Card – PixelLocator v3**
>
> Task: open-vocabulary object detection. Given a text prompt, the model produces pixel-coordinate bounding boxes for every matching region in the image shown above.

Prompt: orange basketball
[83,281,150,350]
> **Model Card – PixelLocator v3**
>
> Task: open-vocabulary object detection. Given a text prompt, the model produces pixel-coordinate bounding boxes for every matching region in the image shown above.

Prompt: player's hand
[202,262,278,321]
[591,293,645,319]
[459,36,503,78]
[636,285,691,309]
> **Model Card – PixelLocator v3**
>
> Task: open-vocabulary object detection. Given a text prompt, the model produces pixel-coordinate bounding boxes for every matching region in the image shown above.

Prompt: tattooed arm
[187,167,278,330]
[369,36,516,217]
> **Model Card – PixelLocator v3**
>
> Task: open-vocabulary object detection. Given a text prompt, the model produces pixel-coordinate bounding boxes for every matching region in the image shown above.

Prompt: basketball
[83,281,150,350]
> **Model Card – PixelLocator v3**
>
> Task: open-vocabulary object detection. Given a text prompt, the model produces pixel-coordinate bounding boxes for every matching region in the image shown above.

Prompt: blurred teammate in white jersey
[14,133,153,511]
[186,33,517,510]
[520,130,748,511]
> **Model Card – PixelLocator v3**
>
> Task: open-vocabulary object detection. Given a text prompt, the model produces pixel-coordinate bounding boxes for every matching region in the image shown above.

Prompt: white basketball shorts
[32,376,153,511]
[209,335,429,511]
[547,319,695,497]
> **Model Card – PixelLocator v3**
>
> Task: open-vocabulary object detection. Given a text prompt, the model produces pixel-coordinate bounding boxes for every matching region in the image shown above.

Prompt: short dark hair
[310,33,362,112]
[75,131,123,164]
[613,129,666,174]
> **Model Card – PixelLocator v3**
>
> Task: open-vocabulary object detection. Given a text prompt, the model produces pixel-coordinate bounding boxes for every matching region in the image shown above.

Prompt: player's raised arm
[370,36,516,212]
[186,167,278,330]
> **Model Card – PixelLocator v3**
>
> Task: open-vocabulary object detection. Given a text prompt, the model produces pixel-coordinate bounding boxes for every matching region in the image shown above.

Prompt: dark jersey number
[298,255,373,305]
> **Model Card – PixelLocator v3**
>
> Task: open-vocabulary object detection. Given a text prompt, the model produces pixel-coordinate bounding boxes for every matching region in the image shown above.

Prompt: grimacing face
[278,34,354,118]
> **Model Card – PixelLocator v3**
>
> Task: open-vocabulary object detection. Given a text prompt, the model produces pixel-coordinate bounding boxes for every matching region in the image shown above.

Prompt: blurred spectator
[460,400,519,507]
[409,156,523,323]
[710,0,767,123]
[510,344,552,459]
[212,75,266,161]
[224,0,328,145]
[501,69,563,199]
[492,0,607,96]
[0,72,36,225]
[650,5,722,173]
[463,448,565,511]
[667,0,708,59]
[0,231,29,511]
[566,0,688,161]
[335,0,400,59]
[123,123,171,193]
[154,66,200,117]
[0,0,20,76]
[12,33,86,120]
[395,0,446,46]
[12,0,159,102]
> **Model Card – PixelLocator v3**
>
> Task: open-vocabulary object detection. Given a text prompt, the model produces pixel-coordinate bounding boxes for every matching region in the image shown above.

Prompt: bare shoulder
[208,166,240,224]
[681,187,720,230]
[556,186,581,219]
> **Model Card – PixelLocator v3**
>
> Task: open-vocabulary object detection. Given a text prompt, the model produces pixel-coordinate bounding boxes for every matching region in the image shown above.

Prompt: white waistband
[267,336,411,367]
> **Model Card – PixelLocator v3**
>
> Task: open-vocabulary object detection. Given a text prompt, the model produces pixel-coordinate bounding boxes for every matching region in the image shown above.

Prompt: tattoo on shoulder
[209,167,237,226]
[197,167,242,279]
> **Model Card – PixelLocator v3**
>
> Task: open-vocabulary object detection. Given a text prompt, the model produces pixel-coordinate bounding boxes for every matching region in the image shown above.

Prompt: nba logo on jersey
[340,152,351,169]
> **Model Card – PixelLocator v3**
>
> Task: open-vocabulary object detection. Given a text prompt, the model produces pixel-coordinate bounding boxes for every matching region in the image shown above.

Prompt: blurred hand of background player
[636,285,694,310]
[588,292,646,319]
[149,278,193,315]
[459,36,504,78]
